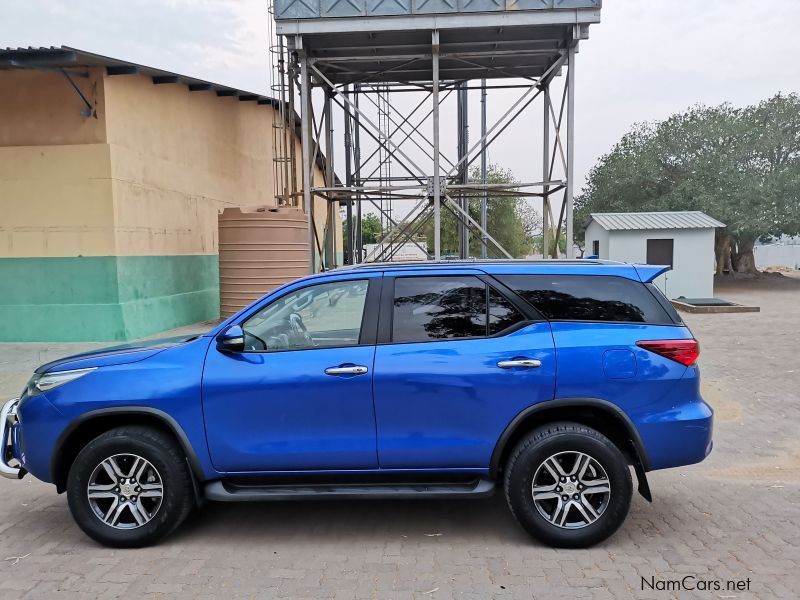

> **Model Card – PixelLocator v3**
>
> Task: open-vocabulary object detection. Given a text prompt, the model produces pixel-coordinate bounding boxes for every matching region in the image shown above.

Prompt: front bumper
[0,398,25,479]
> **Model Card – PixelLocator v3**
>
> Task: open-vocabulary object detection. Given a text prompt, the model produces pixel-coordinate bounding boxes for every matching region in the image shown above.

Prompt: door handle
[324,365,369,376]
[497,359,541,369]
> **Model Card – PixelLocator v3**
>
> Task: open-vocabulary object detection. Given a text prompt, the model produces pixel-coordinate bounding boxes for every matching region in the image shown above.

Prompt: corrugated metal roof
[590,211,725,231]
[0,46,278,107]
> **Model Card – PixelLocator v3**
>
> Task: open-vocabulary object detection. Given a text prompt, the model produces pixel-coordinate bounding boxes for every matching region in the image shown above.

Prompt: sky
[3,0,800,194]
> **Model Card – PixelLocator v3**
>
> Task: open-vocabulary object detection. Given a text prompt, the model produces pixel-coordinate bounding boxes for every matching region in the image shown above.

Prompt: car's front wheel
[504,422,632,548]
[66,426,194,548]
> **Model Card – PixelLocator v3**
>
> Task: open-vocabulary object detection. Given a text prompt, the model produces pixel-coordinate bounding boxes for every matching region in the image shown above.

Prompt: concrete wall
[0,68,329,341]
[755,243,800,270]
[103,74,277,257]
[0,144,115,257]
[604,228,716,299]
[0,68,106,147]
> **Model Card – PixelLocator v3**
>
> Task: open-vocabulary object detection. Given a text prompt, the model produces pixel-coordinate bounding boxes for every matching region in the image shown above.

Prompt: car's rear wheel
[66,426,194,548]
[503,422,632,548]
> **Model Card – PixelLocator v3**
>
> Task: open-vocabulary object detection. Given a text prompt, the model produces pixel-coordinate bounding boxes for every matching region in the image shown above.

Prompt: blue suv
[1,261,713,548]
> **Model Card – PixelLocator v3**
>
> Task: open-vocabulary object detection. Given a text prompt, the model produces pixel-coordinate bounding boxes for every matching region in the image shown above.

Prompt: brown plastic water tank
[218,206,309,318]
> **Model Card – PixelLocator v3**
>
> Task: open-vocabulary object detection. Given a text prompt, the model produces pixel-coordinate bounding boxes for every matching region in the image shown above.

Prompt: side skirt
[204,478,496,502]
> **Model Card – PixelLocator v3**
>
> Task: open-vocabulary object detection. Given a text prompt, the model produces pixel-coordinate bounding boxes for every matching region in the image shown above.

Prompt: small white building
[585,211,725,299]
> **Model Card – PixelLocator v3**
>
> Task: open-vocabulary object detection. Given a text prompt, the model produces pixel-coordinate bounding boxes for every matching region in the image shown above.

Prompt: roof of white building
[590,211,725,231]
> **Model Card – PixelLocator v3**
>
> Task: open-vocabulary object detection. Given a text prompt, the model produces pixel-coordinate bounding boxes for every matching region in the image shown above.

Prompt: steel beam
[444,195,512,259]
[314,67,429,181]
[446,53,565,178]
[275,10,602,37]
[366,197,430,262]
[297,37,316,273]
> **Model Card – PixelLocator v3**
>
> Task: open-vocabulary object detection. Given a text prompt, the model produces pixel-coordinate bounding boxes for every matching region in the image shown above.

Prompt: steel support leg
[353,85,363,263]
[343,84,354,265]
[566,45,576,259]
[457,82,469,259]
[480,78,488,259]
[324,90,336,268]
[542,83,551,259]
[432,30,441,261]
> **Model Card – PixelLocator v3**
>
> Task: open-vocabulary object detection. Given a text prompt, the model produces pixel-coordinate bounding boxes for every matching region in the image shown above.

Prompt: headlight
[26,368,96,396]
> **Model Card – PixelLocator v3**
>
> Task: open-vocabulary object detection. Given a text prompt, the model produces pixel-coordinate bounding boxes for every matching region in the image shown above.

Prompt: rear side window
[496,274,676,324]
[392,276,525,343]
[489,288,522,334]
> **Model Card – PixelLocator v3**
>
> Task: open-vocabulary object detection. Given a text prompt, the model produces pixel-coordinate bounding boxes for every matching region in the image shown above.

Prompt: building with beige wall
[0,46,333,341]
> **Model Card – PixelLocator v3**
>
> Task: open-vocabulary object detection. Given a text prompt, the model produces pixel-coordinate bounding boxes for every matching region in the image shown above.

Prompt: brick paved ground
[0,283,797,599]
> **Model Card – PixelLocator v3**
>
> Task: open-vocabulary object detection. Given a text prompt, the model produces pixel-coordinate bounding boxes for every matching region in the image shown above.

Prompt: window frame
[238,276,382,354]
[494,273,683,326]
[377,273,541,346]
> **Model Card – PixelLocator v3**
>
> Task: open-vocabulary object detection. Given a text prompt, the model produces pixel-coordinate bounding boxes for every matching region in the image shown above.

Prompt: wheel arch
[51,407,204,494]
[490,398,651,481]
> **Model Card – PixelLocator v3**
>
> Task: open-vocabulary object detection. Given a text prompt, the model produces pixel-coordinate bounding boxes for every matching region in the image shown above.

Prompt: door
[372,271,556,469]
[202,275,381,472]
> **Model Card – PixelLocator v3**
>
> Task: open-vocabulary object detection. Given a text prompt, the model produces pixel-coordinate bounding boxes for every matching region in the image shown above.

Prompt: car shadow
[168,492,533,546]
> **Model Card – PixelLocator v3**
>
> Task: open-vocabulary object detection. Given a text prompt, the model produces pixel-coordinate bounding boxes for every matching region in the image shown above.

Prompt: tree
[341,212,384,263]
[423,164,540,258]
[575,93,800,274]
[342,213,383,260]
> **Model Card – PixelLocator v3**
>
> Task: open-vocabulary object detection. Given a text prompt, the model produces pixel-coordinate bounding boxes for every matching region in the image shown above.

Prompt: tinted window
[497,274,674,324]
[391,277,526,342]
[393,276,486,342]
[489,288,525,335]
[646,282,683,324]
[243,279,368,351]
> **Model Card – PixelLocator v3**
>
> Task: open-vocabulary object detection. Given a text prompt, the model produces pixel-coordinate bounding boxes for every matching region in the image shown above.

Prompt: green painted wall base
[0,255,219,342]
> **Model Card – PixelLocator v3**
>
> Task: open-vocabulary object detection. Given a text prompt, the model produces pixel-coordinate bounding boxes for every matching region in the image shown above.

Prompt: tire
[503,422,632,548]
[66,426,194,548]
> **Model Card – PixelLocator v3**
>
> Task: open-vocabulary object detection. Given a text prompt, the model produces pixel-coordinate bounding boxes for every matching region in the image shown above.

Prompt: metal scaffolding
[273,2,601,271]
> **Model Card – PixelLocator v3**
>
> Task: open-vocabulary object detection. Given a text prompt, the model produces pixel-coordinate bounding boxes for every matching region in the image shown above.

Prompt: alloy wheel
[86,453,164,529]
[531,451,611,529]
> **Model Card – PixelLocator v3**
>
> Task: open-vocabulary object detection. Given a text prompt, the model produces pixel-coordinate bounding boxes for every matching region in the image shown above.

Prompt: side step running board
[204,478,496,502]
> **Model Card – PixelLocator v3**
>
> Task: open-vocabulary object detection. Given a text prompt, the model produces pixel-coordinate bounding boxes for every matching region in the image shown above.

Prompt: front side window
[391,276,525,343]
[242,279,368,351]
[497,274,674,324]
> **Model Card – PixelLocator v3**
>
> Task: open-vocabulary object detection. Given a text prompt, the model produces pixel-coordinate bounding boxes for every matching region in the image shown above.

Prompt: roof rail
[332,258,616,271]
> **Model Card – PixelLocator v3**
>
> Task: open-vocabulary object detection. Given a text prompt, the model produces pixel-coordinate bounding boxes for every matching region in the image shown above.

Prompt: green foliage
[423,164,540,258]
[360,214,383,245]
[575,93,800,247]
[342,213,383,247]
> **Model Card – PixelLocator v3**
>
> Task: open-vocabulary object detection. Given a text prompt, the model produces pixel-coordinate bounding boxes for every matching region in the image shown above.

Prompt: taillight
[636,339,699,366]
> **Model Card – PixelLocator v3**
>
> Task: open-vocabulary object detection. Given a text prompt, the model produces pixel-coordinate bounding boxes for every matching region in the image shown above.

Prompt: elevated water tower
[272,0,602,270]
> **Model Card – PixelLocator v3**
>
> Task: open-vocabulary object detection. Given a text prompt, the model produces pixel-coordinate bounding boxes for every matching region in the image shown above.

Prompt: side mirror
[217,325,245,353]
